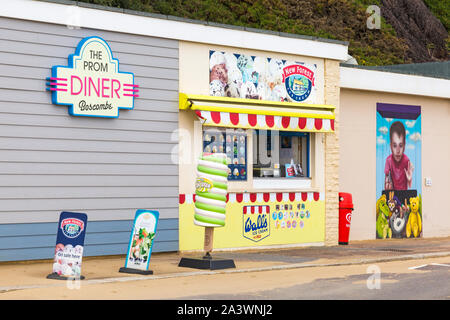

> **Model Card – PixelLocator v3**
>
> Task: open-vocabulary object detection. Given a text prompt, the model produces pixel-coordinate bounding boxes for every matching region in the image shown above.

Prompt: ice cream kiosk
[178,42,341,252]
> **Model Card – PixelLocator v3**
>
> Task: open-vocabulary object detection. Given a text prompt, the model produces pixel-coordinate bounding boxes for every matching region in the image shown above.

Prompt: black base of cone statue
[118,267,154,275]
[46,273,85,280]
[178,252,235,270]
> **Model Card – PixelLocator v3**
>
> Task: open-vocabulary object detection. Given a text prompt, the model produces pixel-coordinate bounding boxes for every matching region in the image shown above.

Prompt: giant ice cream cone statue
[194,153,228,256]
[178,153,235,269]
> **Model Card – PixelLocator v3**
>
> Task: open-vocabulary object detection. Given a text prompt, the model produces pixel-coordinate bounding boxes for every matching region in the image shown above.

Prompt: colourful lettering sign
[47,36,138,118]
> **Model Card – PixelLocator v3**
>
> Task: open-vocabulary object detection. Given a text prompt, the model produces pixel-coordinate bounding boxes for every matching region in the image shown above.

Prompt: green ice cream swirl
[194,153,228,227]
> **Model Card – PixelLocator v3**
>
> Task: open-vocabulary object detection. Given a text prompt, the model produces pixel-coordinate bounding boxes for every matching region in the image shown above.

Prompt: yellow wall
[179,192,325,251]
[339,88,450,240]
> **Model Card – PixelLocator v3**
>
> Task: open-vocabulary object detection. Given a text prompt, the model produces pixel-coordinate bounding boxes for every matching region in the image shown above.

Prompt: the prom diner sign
[46,36,138,118]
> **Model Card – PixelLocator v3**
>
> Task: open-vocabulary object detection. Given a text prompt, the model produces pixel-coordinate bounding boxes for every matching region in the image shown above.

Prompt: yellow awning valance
[180,93,335,133]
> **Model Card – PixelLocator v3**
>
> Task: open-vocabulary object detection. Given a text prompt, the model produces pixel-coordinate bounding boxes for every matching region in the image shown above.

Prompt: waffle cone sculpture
[194,153,228,227]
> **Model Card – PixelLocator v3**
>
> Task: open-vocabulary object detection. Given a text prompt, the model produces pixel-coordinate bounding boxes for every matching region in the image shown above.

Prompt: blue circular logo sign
[283,65,315,102]
[61,218,84,239]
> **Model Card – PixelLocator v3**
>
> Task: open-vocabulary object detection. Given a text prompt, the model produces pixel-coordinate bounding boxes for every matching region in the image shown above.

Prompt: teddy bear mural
[376,194,392,239]
[387,191,406,238]
[376,193,423,239]
[406,196,422,238]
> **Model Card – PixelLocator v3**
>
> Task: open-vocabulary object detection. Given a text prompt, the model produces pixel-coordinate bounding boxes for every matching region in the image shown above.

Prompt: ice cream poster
[52,211,88,277]
[376,103,422,239]
[124,210,159,271]
[209,50,317,104]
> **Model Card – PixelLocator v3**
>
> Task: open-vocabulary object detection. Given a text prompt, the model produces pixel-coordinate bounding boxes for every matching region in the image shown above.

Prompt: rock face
[282,0,448,64]
[381,0,448,62]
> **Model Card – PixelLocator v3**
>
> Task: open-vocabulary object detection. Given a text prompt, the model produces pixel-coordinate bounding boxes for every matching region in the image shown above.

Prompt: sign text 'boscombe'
[47,36,138,118]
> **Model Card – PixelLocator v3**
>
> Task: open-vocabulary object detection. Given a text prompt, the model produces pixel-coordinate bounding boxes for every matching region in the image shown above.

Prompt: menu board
[203,128,247,181]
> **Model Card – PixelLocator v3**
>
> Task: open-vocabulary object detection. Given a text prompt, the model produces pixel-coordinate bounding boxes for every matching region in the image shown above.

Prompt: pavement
[1,236,450,296]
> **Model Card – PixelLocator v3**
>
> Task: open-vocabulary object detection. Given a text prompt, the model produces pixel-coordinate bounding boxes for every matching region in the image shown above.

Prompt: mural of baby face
[390,131,405,163]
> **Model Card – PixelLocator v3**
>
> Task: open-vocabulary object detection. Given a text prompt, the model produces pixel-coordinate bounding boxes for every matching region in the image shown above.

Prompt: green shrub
[76,0,444,66]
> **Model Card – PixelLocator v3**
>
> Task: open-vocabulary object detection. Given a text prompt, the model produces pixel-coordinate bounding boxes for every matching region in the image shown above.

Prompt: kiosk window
[252,130,310,179]
[202,127,247,181]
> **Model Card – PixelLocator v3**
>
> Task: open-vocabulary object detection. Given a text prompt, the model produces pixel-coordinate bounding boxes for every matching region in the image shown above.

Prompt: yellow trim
[179,93,336,114]
[202,121,334,132]
[192,104,334,119]
[179,93,191,110]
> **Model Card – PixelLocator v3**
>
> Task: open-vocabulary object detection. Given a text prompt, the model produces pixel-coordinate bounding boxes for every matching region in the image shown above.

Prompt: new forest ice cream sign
[209,50,317,104]
[46,36,138,118]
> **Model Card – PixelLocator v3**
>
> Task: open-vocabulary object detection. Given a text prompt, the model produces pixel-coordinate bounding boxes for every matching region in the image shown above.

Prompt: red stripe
[266,206,270,213]
[250,193,257,203]
[236,193,243,203]
[251,206,255,214]
[195,110,204,119]
[243,206,247,214]
[226,194,229,203]
[302,192,308,201]
[263,193,270,202]
[179,194,185,204]
[331,119,335,131]
[276,193,283,202]
[259,206,262,214]
[211,111,221,124]
[314,192,320,201]
[265,115,274,128]
[230,113,240,125]
[298,117,307,129]
[315,118,323,131]
[193,194,196,203]
[281,116,290,129]
[289,193,295,202]
[248,114,257,127]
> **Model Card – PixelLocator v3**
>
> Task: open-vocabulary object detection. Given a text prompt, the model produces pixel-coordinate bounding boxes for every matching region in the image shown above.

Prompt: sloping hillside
[75,0,449,66]
[381,0,448,62]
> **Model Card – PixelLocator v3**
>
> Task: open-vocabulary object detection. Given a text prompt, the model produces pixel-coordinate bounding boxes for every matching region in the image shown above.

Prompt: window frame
[200,125,317,191]
[252,129,311,180]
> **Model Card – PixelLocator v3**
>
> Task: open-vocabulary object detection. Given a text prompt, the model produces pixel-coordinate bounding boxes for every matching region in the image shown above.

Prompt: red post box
[338,192,354,245]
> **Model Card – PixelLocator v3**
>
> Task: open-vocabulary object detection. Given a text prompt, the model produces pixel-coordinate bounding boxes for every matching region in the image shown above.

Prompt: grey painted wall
[0,17,179,261]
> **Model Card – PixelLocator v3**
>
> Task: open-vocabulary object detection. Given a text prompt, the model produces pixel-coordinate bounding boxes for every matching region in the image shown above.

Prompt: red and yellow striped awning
[179,93,335,133]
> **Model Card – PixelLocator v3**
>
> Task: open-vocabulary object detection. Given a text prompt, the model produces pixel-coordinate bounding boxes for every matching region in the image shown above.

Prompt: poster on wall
[376,103,422,239]
[209,50,317,104]
[48,211,88,279]
[120,210,159,275]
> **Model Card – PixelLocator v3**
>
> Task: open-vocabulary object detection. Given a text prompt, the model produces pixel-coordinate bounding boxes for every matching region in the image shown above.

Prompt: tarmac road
[1,237,449,301]
[184,257,450,300]
[1,256,449,300]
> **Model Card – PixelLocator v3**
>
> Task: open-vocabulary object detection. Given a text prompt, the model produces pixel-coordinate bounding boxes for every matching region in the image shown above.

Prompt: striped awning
[179,93,335,133]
